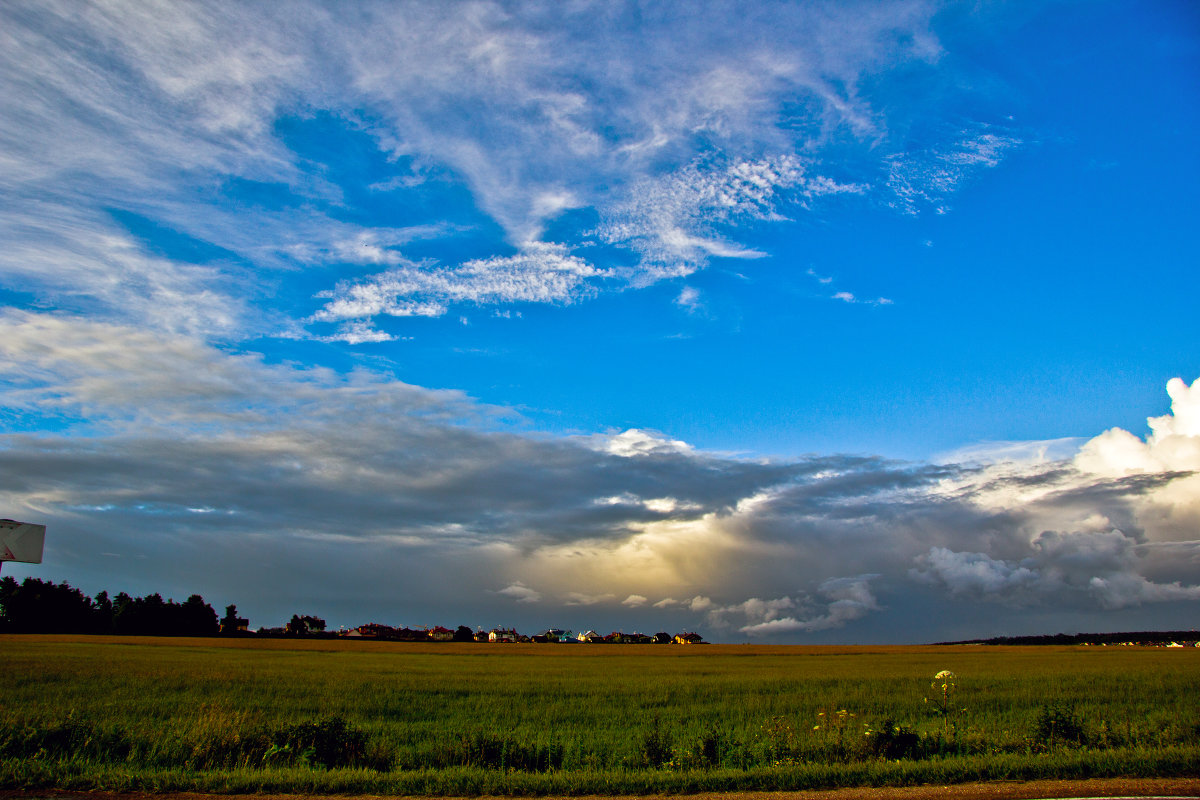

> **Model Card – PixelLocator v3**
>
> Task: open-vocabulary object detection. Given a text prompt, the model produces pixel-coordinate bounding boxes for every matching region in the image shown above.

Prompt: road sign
[0,519,46,564]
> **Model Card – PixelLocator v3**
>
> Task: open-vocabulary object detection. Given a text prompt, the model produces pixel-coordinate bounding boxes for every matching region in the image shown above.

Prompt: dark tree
[0,577,96,633]
[286,614,326,635]
[179,594,219,636]
[220,604,249,634]
[93,590,115,633]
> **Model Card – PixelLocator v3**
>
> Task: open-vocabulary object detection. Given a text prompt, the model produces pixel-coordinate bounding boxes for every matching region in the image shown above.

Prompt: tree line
[0,576,230,636]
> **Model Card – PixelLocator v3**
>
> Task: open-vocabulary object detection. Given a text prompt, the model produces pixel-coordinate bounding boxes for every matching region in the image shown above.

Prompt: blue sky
[2,1,1198,642]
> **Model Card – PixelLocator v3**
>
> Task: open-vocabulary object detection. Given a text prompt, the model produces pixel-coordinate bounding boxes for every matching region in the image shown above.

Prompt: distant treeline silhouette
[935,631,1199,646]
[0,576,220,636]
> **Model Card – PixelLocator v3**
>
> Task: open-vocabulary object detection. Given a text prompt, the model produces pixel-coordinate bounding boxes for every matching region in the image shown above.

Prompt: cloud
[886,128,1023,215]
[598,155,863,281]
[593,429,695,458]
[564,592,616,606]
[3,311,1198,638]
[710,576,882,636]
[675,286,703,314]
[810,271,893,308]
[318,321,396,345]
[0,0,1009,335]
[910,547,1038,597]
[0,204,243,337]
[311,242,605,328]
[496,582,542,604]
[912,530,1200,610]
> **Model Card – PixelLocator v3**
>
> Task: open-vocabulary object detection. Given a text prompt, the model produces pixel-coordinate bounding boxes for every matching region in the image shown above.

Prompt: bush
[0,717,133,762]
[1032,704,1086,748]
[866,718,921,760]
[442,731,562,771]
[640,717,673,768]
[270,716,369,769]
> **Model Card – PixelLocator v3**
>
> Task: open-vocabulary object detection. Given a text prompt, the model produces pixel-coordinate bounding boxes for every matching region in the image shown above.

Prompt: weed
[758,715,797,764]
[677,724,723,769]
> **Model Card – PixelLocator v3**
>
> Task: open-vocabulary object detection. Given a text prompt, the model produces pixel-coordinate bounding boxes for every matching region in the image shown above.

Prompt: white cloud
[496,582,543,604]
[622,594,648,607]
[598,155,864,281]
[886,128,1023,215]
[0,204,243,337]
[0,0,1010,336]
[935,437,1085,467]
[311,242,603,327]
[1076,377,1200,477]
[564,592,616,606]
[675,286,703,313]
[594,429,695,458]
[318,321,396,345]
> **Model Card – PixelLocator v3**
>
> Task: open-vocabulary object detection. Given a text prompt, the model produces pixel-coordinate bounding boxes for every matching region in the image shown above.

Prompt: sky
[1,0,1198,643]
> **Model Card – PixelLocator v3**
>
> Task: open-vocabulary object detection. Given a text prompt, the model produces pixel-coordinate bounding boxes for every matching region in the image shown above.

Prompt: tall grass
[2,636,1197,793]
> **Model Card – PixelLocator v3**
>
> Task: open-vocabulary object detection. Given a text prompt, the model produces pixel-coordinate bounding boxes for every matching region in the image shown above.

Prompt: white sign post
[0,519,46,576]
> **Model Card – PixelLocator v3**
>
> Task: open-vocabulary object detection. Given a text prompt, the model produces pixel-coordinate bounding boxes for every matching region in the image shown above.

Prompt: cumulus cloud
[1077,377,1200,477]
[496,582,543,604]
[590,429,696,459]
[3,313,1198,639]
[709,576,882,636]
[913,530,1200,610]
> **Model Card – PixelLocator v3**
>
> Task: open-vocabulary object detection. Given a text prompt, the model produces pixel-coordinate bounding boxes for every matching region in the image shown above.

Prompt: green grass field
[2,635,1197,795]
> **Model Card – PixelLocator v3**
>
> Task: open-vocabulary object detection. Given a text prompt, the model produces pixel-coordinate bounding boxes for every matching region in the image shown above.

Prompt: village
[351,625,706,644]
[248,615,705,644]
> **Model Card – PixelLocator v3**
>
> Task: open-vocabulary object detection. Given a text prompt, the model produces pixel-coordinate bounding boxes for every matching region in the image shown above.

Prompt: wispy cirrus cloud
[598,156,865,281]
[886,128,1024,215]
[310,242,606,339]
[1,0,983,336]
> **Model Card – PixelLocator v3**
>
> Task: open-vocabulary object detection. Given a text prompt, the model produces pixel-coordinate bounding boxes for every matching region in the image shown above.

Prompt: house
[673,632,705,645]
[531,628,568,642]
[428,625,455,641]
[489,627,519,643]
[653,632,672,644]
[355,623,398,639]
[576,630,603,643]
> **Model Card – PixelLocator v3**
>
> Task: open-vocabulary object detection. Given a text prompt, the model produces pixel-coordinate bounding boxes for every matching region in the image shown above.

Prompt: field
[2,635,1198,795]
